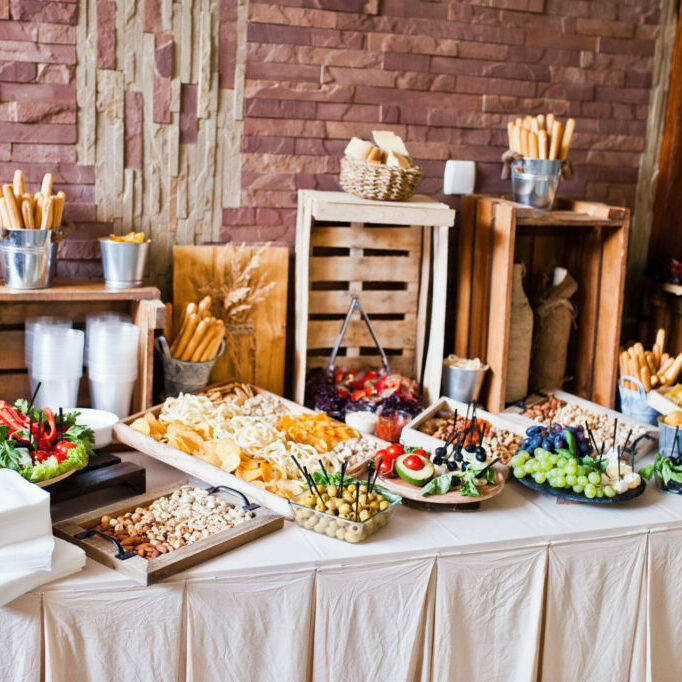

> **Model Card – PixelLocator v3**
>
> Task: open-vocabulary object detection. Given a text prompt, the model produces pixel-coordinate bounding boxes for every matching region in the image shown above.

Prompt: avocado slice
[395,453,435,487]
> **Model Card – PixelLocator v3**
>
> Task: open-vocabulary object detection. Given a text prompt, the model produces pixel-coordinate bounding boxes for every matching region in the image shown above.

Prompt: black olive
[464,444,476,454]
[461,462,468,471]
[451,476,460,487]
[435,446,446,457]
[433,456,443,466]
[446,460,456,471]
[454,451,463,462]
[475,452,487,462]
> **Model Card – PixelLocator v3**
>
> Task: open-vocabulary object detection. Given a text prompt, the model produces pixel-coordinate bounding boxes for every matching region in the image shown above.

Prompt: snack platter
[502,389,657,458]
[54,482,283,585]
[516,473,646,504]
[114,382,389,519]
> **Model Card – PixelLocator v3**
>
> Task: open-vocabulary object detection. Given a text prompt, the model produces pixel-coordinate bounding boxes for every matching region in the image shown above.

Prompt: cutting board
[172,245,288,394]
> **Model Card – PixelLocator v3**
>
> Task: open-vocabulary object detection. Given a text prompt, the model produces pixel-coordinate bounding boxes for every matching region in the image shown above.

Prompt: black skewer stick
[366,461,374,506]
[337,460,348,498]
[27,412,34,450]
[36,412,43,450]
[290,455,307,482]
[617,445,622,481]
[370,457,382,492]
[612,418,618,451]
[622,428,633,466]
[28,382,41,411]
[670,426,680,463]
[58,407,63,442]
[355,483,360,521]
[318,459,331,485]
[303,465,323,501]
[475,458,500,479]
[585,424,599,454]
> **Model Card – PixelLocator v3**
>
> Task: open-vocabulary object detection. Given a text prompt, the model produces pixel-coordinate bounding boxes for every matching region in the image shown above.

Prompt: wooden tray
[378,464,506,511]
[54,482,283,585]
[113,382,387,519]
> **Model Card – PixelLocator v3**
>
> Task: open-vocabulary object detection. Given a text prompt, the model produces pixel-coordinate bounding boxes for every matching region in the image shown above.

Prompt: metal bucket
[658,416,682,459]
[441,361,488,404]
[618,376,659,425]
[0,242,56,289]
[100,239,149,289]
[511,158,562,211]
[156,336,225,397]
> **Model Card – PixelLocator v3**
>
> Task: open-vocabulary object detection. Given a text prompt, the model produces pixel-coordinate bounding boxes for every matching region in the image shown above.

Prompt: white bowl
[62,407,119,449]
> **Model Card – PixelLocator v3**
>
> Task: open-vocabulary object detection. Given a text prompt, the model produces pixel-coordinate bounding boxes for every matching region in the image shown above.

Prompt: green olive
[347,483,356,494]
[379,500,389,511]
[327,485,337,497]
[359,508,370,522]
[338,503,351,515]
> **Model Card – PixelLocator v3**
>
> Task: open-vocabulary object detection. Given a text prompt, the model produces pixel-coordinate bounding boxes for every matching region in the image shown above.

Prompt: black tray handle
[206,485,260,511]
[75,529,137,560]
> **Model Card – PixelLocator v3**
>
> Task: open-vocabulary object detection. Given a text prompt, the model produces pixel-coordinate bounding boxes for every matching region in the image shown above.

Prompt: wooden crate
[0,280,166,411]
[455,196,630,412]
[294,190,455,404]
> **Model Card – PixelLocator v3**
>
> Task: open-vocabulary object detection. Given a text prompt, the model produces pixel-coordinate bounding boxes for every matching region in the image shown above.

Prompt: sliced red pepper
[41,407,56,443]
[334,369,346,384]
[365,370,378,381]
[351,388,369,400]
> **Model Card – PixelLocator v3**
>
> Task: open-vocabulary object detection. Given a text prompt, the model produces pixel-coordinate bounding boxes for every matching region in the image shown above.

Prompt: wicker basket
[339,157,422,201]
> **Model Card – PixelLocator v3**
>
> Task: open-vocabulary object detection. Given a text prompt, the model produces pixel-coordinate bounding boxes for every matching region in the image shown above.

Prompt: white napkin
[0,533,54,572]
[0,470,52,549]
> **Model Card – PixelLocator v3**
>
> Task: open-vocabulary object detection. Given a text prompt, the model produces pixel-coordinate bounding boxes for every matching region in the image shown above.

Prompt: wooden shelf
[0,280,160,302]
[456,195,630,411]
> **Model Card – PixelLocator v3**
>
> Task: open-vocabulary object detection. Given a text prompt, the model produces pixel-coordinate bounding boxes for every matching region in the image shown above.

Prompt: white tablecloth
[2,452,682,682]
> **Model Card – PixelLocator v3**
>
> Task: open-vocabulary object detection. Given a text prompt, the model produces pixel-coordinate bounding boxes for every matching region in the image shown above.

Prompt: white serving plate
[502,389,658,458]
[401,396,527,452]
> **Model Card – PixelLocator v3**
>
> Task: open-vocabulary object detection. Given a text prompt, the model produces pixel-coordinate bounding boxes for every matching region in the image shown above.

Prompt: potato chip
[277,413,359,453]
[130,417,151,435]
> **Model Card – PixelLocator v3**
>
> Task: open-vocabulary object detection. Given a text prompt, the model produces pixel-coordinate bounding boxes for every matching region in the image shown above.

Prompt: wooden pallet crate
[0,280,166,411]
[455,195,630,412]
[294,190,455,404]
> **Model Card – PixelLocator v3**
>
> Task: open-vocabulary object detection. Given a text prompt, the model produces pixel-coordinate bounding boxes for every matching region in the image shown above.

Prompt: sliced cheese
[344,137,374,161]
[372,130,410,158]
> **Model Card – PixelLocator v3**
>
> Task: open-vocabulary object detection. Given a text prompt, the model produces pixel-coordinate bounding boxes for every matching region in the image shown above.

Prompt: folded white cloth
[0,533,54,572]
[0,538,85,607]
[0,470,51,549]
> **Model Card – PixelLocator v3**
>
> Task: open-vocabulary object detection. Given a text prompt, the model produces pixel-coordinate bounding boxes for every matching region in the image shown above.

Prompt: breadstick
[546,113,555,136]
[201,320,225,361]
[13,169,24,198]
[40,196,54,230]
[33,192,43,229]
[528,131,539,158]
[164,302,173,342]
[549,120,562,160]
[640,366,651,392]
[40,173,53,197]
[21,199,35,230]
[559,117,575,159]
[655,328,665,354]
[664,354,682,385]
[644,350,656,376]
[530,118,539,134]
[180,317,211,361]
[536,114,545,130]
[197,295,212,318]
[520,128,530,156]
[523,115,533,130]
[507,121,514,150]
[653,343,662,367]
[657,356,675,378]
[512,125,521,154]
[538,130,548,159]
[651,374,659,387]
[175,301,197,338]
[190,319,217,361]
[52,191,65,227]
[2,185,22,228]
[171,313,199,358]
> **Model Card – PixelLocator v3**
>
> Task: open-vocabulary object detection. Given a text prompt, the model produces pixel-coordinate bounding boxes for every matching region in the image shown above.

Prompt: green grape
[541,461,553,472]
[548,454,558,465]
[577,475,588,486]
[584,484,597,499]
[511,453,528,467]
[565,462,578,475]
[576,466,587,477]
[588,472,602,486]
[565,474,577,486]
[556,458,567,469]
[603,486,616,498]
[554,475,566,488]
[513,467,526,478]
[533,472,547,484]
[572,484,585,494]
[596,487,604,498]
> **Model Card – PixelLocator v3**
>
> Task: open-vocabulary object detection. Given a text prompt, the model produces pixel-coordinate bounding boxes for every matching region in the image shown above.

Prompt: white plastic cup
[31,328,84,380]
[88,378,135,417]
[86,321,139,369]
[25,316,72,369]
[34,379,80,410]
[84,313,131,366]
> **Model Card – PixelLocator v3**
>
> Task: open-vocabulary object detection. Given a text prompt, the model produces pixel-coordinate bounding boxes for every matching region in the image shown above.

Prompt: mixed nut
[91,486,255,560]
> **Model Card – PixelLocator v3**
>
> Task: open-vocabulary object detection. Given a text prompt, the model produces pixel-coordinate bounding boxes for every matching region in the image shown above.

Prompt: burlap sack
[505,263,534,403]
[529,271,577,392]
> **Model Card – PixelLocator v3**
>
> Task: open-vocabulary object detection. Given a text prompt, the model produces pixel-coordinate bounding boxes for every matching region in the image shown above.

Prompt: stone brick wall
[0,0,662,282]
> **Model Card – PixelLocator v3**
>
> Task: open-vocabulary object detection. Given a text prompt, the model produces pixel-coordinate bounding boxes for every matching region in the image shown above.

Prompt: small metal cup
[99,239,149,289]
[442,361,489,404]
[0,242,56,289]
[658,416,682,459]
[511,158,562,211]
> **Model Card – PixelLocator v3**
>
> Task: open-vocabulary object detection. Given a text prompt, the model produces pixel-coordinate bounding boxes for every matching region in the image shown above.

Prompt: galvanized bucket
[441,361,488,404]
[618,376,659,426]
[156,336,225,397]
[658,416,682,459]
[511,158,562,211]
[0,227,57,289]
[100,239,149,289]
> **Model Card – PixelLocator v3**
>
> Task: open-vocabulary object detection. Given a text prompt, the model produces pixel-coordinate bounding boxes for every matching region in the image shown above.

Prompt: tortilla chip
[130,418,151,435]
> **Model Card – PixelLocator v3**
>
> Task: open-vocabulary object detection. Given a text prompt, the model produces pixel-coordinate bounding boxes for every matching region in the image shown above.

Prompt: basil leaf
[420,474,452,497]
[0,441,31,472]
[0,424,9,442]
[639,464,655,480]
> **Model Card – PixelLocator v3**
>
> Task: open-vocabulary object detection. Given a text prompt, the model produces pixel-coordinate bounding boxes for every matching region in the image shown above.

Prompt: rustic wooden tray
[113,382,386,519]
[53,482,283,585]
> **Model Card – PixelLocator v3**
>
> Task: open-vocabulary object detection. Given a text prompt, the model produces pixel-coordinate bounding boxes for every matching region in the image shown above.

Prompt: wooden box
[54,483,283,585]
[0,280,166,412]
[455,196,630,412]
[294,190,455,404]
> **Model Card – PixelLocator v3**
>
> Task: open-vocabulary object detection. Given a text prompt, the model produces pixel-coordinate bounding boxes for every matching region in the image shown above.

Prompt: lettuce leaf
[21,442,89,483]
[0,441,31,473]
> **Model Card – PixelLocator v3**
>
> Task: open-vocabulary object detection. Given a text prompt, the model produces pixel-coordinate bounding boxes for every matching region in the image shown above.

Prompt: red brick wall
[0,0,662,273]
[223,0,660,244]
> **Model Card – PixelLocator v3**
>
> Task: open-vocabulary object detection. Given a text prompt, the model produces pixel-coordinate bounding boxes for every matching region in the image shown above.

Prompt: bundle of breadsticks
[507,114,575,160]
[0,170,65,230]
[619,328,682,392]
[166,295,225,362]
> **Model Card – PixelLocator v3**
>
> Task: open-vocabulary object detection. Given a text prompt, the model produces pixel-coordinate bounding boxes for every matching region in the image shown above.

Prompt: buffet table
[2,452,681,682]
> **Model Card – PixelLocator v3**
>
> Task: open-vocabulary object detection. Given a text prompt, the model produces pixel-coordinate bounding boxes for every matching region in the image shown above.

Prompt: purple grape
[552,423,562,433]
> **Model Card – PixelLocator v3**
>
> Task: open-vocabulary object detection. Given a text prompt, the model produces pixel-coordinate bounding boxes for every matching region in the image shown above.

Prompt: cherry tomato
[386,443,404,458]
[54,441,77,456]
[412,448,428,457]
[33,450,52,462]
[374,450,394,477]
[403,454,423,470]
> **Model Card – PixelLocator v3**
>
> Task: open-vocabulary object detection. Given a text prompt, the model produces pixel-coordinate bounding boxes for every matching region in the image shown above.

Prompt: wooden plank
[307,190,455,227]
[54,483,283,585]
[295,191,313,403]
[307,318,417,350]
[0,371,29,402]
[0,331,25,370]
[309,255,421,282]
[485,203,517,412]
[172,245,289,395]
[306,354,415,375]
[310,225,422,251]
[132,299,166,412]
[414,226,430,385]
[469,198,494,360]
[0,301,132,325]
[308,289,419,315]
[454,194,477,358]
[593,211,631,407]
[0,281,161,302]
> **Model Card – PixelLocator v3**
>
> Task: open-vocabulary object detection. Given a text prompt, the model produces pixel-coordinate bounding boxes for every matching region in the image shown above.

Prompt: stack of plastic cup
[84,312,131,366]
[25,316,72,381]
[86,321,139,417]
[31,328,84,409]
